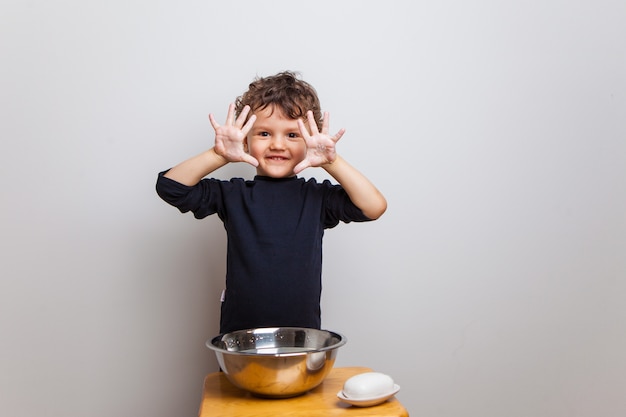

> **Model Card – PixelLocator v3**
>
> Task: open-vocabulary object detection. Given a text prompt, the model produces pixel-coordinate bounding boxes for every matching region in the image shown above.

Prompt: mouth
[265,155,289,162]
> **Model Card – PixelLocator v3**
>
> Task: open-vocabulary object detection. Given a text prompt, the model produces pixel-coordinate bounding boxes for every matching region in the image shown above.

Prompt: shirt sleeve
[155,170,221,219]
[321,180,372,228]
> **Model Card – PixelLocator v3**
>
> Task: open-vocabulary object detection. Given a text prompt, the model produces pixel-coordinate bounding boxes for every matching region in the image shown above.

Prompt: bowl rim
[205,327,347,357]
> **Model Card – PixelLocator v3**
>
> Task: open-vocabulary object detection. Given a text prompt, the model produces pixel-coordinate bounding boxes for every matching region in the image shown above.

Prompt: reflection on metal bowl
[206,327,346,398]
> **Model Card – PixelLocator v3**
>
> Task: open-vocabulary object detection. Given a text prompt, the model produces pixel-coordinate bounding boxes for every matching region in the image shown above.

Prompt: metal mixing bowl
[206,327,346,398]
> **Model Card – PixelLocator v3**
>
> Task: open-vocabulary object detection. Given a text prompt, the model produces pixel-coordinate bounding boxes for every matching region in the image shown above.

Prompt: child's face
[245,106,307,178]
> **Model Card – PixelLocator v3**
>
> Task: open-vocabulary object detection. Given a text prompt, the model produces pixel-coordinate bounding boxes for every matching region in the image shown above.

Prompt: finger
[321,111,330,135]
[293,159,310,174]
[297,118,311,139]
[332,128,346,143]
[307,110,319,134]
[209,113,220,130]
[242,154,259,167]
[241,113,256,134]
[236,105,251,128]
[225,103,236,125]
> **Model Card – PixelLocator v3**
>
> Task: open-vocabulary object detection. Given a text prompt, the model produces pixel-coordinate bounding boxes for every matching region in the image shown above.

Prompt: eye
[287,132,300,140]
[258,131,270,137]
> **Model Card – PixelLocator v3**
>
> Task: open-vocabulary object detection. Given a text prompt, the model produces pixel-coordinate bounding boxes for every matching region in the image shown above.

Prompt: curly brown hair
[234,71,322,130]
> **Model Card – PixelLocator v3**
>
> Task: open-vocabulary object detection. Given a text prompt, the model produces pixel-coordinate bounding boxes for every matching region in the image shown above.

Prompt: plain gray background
[1,1,625,416]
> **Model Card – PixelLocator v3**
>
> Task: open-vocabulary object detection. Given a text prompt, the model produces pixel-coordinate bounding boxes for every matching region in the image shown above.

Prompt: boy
[156,71,386,334]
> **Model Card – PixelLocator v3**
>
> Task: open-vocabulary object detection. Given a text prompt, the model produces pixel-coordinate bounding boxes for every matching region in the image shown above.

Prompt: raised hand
[209,103,258,167]
[293,111,345,174]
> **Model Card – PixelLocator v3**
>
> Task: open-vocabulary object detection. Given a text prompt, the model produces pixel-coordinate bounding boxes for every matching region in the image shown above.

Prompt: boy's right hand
[209,103,258,167]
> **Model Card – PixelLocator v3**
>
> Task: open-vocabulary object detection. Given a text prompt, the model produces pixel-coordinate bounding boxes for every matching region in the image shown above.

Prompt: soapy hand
[293,111,345,174]
[209,103,259,167]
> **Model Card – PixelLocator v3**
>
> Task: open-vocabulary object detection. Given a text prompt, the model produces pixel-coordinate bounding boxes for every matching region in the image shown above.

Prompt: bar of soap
[342,372,395,399]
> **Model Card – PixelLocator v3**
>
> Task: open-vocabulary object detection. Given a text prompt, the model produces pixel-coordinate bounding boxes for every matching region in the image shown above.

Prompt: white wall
[1,1,625,416]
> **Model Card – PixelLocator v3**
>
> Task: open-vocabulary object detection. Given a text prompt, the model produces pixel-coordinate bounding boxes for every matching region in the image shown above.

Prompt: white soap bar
[342,372,395,399]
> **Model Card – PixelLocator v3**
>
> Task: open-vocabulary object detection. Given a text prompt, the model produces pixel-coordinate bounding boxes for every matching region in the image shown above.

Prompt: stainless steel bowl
[206,327,346,398]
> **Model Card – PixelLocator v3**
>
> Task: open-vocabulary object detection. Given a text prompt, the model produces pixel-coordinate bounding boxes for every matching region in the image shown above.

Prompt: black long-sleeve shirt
[156,172,371,334]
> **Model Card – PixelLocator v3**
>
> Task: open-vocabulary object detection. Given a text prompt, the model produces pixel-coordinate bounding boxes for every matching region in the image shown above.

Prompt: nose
[269,135,286,149]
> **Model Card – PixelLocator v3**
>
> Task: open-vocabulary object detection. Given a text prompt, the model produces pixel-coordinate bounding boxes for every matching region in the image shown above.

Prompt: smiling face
[245,105,307,178]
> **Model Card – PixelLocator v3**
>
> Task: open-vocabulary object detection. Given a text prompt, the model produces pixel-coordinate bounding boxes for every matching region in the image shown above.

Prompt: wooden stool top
[198,366,409,416]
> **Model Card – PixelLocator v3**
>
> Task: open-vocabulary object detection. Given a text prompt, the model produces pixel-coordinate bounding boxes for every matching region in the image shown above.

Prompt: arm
[294,111,387,220]
[322,155,387,220]
[163,148,228,186]
[164,104,257,186]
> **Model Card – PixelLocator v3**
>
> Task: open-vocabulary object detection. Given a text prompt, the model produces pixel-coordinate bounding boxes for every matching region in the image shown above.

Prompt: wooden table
[198,366,409,416]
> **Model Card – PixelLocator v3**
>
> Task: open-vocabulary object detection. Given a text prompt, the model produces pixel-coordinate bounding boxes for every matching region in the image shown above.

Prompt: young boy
[156,71,386,334]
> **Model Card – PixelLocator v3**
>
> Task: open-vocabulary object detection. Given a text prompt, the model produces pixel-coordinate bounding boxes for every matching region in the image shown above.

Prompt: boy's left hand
[294,111,345,174]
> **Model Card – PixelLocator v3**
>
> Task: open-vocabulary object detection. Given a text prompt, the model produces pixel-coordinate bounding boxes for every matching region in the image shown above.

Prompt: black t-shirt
[156,172,371,333]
